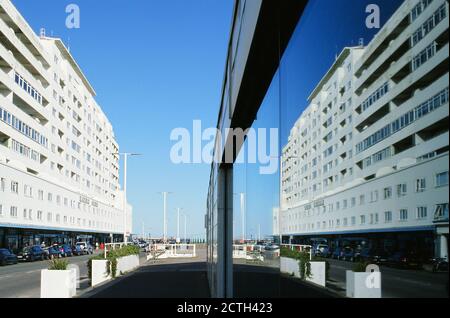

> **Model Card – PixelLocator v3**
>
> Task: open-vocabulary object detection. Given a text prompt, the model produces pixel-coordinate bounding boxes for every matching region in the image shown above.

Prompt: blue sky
[12,0,234,238]
[11,0,404,240]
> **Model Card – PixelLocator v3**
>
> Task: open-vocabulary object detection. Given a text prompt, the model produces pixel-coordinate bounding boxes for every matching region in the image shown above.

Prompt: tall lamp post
[114,152,142,243]
[182,212,188,243]
[176,208,183,243]
[158,192,173,243]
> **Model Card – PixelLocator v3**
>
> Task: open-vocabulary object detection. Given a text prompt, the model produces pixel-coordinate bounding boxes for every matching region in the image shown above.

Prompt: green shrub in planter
[353,260,370,272]
[48,258,69,270]
[280,247,312,280]
[87,245,140,280]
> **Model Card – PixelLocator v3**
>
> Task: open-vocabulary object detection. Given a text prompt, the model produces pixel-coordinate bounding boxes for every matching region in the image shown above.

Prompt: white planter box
[346,271,382,298]
[91,260,111,287]
[41,269,76,298]
[280,257,326,287]
[280,257,300,277]
[308,262,326,287]
[116,254,140,276]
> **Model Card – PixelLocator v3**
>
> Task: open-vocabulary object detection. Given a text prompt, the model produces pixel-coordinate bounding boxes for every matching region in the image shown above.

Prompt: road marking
[0,275,12,280]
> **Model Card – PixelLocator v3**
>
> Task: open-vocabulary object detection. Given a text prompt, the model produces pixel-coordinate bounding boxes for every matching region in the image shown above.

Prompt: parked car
[44,246,62,259]
[360,248,389,264]
[138,241,148,248]
[332,247,344,260]
[58,244,73,257]
[76,242,93,255]
[429,257,449,272]
[17,246,46,262]
[342,246,359,262]
[71,245,83,256]
[264,244,280,252]
[387,251,423,269]
[0,249,18,266]
[313,244,330,257]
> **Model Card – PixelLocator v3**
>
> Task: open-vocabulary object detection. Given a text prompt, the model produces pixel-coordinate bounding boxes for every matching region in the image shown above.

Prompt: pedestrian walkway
[82,260,338,298]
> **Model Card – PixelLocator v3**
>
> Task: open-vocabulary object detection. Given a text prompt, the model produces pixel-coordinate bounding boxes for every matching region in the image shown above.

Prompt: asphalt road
[326,258,449,298]
[0,253,96,298]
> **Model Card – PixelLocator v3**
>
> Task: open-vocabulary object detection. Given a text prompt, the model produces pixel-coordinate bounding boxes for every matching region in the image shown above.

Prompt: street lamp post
[158,192,173,243]
[114,152,142,244]
[176,208,183,243]
[183,213,187,243]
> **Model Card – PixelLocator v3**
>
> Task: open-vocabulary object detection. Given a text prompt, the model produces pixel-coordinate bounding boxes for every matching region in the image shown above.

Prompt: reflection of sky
[234,0,404,239]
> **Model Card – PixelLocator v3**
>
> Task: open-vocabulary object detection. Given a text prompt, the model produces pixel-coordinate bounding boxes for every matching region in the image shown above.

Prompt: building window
[397,184,407,197]
[434,203,449,222]
[24,185,32,198]
[400,209,408,221]
[417,206,428,219]
[415,178,426,192]
[356,87,449,154]
[384,187,392,199]
[385,211,392,223]
[370,190,379,202]
[0,204,3,217]
[10,206,18,218]
[1,178,5,192]
[359,194,365,205]
[11,181,19,194]
[351,197,356,207]
[351,216,356,226]
[435,171,449,187]
[360,215,366,225]
[37,211,43,221]
[38,190,44,200]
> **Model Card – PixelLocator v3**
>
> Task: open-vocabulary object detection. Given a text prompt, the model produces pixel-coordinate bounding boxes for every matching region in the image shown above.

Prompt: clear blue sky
[12,0,234,238]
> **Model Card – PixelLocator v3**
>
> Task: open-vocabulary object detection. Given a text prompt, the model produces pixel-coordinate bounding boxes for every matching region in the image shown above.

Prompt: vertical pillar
[439,234,448,259]
[216,165,233,298]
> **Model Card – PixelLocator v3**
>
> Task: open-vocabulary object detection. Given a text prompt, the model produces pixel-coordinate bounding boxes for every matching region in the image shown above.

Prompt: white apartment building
[0,0,132,250]
[280,0,449,259]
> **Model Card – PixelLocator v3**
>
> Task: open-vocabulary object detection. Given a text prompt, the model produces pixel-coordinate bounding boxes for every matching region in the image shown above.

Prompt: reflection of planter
[91,260,111,287]
[280,257,326,287]
[40,269,76,298]
[117,255,140,275]
[346,271,381,298]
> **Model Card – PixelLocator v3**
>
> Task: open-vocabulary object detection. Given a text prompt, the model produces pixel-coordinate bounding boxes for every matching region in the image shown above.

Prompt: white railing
[146,244,197,260]
[232,244,265,262]
[281,244,312,260]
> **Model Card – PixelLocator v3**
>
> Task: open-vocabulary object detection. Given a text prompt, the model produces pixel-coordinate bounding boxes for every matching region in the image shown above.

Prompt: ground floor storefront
[0,226,124,253]
[281,226,449,260]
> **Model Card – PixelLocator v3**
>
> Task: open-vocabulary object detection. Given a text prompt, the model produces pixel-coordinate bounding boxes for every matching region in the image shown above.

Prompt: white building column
[439,234,448,260]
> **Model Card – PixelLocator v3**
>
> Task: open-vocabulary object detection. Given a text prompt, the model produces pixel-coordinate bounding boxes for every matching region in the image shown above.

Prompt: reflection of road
[326,258,449,298]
